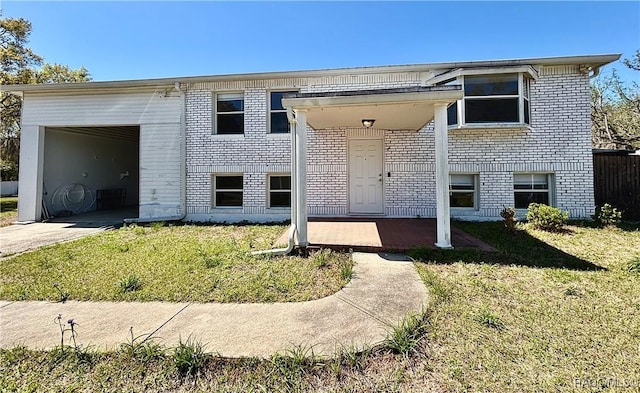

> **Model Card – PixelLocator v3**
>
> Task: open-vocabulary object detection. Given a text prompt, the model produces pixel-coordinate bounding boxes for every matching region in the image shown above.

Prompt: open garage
[42,126,140,220]
[10,83,185,224]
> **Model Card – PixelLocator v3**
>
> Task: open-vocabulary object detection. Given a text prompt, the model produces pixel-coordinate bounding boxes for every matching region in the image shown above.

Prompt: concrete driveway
[0,222,111,258]
[1,208,135,258]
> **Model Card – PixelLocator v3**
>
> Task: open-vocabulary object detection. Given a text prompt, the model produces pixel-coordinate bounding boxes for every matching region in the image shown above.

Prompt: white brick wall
[184,66,595,222]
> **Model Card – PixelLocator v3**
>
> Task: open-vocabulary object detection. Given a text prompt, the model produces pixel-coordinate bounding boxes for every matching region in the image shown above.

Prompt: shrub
[593,203,622,227]
[526,203,568,232]
[500,207,517,233]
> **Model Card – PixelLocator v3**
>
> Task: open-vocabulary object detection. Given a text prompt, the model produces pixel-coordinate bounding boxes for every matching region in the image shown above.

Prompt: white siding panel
[19,90,184,222]
[21,92,181,126]
[139,123,183,219]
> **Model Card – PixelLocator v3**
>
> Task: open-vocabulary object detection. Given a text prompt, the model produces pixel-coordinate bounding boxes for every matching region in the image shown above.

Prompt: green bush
[526,203,568,232]
[593,203,622,227]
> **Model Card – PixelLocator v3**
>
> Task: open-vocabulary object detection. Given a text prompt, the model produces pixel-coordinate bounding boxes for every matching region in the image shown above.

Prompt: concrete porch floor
[278,218,496,252]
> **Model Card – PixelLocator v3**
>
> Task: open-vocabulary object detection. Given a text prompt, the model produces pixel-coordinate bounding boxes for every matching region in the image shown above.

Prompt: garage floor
[49,207,138,226]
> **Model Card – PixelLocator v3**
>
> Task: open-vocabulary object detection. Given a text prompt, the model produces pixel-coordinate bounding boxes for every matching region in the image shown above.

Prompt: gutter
[124,82,188,224]
[251,107,299,256]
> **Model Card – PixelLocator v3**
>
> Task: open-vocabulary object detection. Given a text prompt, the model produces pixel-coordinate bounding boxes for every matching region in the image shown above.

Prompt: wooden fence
[593,153,640,221]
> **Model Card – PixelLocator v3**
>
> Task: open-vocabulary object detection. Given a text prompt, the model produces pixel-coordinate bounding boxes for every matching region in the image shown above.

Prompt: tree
[591,50,640,150]
[1,13,90,181]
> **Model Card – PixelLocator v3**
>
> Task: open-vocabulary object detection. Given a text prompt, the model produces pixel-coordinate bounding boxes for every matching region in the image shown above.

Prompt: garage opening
[42,126,139,223]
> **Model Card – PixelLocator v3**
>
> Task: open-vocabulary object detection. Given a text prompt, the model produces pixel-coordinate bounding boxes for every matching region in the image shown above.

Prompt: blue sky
[3,1,640,82]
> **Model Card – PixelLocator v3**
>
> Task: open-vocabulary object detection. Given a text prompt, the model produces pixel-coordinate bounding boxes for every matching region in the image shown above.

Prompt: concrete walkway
[0,222,110,258]
[0,253,428,358]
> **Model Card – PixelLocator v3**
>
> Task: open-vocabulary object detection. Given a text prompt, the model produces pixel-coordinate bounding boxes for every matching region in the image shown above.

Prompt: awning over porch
[281,85,463,249]
[282,85,462,131]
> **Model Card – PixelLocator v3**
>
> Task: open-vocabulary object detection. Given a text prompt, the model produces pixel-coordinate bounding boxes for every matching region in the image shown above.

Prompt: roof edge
[2,53,621,93]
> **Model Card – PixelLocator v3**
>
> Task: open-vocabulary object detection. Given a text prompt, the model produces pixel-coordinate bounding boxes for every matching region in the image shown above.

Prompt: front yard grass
[0,196,18,227]
[1,221,639,392]
[411,221,640,392]
[0,223,353,303]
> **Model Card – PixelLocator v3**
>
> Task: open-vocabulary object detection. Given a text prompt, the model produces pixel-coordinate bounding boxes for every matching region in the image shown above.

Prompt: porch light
[362,119,375,128]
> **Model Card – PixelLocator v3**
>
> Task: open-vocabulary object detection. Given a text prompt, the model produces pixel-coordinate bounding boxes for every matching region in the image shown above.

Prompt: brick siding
[184,66,595,222]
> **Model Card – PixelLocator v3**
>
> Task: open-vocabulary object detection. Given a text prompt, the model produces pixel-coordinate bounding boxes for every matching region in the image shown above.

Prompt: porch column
[294,109,308,246]
[17,125,45,223]
[434,103,453,249]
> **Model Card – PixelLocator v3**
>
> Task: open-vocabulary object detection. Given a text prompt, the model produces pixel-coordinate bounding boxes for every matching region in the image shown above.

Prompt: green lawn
[411,221,640,392]
[1,221,639,392]
[0,223,353,303]
[0,196,18,227]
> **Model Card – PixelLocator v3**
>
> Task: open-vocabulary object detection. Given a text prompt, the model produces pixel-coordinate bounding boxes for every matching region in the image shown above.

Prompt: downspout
[124,82,187,224]
[252,107,298,255]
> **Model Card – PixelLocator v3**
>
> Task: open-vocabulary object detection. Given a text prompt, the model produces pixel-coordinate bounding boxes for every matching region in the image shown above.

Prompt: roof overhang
[2,54,620,94]
[281,86,463,131]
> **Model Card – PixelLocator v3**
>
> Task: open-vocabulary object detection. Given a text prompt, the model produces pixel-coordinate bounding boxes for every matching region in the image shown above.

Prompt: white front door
[349,139,384,214]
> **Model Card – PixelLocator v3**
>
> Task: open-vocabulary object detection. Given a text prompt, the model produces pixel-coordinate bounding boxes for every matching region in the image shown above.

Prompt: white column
[434,103,453,249]
[17,125,45,222]
[295,110,308,246]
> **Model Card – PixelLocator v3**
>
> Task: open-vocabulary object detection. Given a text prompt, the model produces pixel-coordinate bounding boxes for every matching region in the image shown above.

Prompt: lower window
[449,174,478,209]
[268,175,291,208]
[212,174,243,207]
[513,173,552,208]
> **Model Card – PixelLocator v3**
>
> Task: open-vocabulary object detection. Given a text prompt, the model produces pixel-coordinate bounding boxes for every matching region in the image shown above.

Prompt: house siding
[17,90,183,222]
[182,65,594,222]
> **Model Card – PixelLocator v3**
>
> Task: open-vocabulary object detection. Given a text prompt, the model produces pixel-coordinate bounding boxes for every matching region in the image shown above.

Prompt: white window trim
[449,173,480,210]
[513,172,555,210]
[213,92,245,135]
[211,173,244,209]
[445,72,532,129]
[268,90,297,134]
[266,173,291,209]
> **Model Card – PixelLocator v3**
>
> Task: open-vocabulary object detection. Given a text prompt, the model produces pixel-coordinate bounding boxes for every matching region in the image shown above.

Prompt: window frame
[449,173,480,210]
[211,174,244,208]
[268,90,297,134]
[513,173,555,209]
[267,173,292,209]
[446,73,532,127]
[213,92,245,135]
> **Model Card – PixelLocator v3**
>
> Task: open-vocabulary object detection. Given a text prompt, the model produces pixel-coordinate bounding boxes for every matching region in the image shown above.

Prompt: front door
[349,139,384,214]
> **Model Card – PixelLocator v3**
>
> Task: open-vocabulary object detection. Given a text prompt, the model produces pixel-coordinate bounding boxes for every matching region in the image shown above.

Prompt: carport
[42,126,139,220]
[6,81,185,224]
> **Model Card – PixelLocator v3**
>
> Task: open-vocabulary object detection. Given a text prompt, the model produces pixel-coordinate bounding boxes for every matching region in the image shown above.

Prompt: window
[449,174,478,209]
[215,93,244,134]
[513,173,552,209]
[269,91,296,133]
[212,175,243,207]
[268,175,291,208]
[447,73,531,126]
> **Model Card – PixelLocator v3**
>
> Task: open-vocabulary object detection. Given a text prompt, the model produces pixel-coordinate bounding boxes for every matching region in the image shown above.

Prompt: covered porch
[276,218,496,252]
[281,85,463,250]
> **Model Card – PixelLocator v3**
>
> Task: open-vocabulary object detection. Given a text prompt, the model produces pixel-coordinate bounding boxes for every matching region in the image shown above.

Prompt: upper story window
[269,91,296,133]
[447,73,531,127]
[215,93,244,135]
